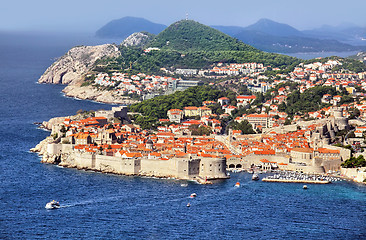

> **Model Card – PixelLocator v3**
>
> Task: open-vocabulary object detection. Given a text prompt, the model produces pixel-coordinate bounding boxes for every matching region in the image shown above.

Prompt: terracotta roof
[291,147,313,153]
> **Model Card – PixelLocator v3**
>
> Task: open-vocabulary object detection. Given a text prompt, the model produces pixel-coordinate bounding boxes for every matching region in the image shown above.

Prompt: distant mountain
[96,16,366,54]
[223,19,365,53]
[243,18,303,37]
[303,24,366,45]
[210,25,246,36]
[148,20,257,52]
[96,16,166,39]
[234,30,360,53]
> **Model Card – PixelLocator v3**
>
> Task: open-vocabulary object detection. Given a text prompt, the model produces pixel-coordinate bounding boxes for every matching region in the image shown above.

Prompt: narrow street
[215,135,241,155]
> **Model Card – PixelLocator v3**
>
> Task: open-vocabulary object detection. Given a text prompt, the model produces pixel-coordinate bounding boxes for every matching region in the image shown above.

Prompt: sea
[0,31,365,239]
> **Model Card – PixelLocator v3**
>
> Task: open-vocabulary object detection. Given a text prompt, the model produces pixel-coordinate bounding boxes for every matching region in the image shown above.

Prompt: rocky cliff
[38,44,120,85]
[121,32,154,47]
[62,85,139,105]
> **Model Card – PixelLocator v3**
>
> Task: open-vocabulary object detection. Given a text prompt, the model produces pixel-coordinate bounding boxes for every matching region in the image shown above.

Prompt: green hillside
[94,20,300,73]
[129,86,227,129]
[148,20,258,52]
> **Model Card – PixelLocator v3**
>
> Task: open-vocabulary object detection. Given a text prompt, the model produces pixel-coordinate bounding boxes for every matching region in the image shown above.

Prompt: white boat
[234,182,240,187]
[45,200,60,209]
[187,203,191,207]
[189,193,197,198]
[252,173,259,181]
[303,185,308,189]
[180,183,188,187]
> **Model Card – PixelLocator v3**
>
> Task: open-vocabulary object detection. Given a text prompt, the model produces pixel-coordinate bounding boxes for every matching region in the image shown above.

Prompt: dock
[262,178,330,184]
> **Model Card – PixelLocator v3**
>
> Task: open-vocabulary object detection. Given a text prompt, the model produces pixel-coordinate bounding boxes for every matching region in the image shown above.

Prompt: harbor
[261,171,343,184]
[262,178,330,184]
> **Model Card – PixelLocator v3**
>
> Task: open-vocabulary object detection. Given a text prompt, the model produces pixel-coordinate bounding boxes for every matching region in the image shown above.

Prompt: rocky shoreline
[37,42,140,105]
[62,84,139,105]
[38,44,120,85]
[30,140,211,183]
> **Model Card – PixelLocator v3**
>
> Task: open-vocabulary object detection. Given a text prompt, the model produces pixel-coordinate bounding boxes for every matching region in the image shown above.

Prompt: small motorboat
[187,203,191,207]
[252,173,259,181]
[45,200,60,209]
[181,183,188,187]
[303,185,308,189]
[234,182,240,187]
[189,193,197,198]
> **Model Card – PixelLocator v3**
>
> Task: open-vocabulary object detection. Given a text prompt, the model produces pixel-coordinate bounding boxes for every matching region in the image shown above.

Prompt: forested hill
[99,20,300,72]
[147,20,258,52]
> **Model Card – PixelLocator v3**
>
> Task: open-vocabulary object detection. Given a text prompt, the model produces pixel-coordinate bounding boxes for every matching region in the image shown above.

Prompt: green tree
[341,155,366,168]
[229,120,255,134]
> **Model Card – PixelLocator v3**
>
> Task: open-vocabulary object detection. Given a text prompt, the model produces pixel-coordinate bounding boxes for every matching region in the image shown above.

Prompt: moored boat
[252,173,259,181]
[235,182,240,187]
[189,193,197,198]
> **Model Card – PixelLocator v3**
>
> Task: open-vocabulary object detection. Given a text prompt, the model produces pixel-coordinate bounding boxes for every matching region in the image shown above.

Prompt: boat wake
[58,195,128,208]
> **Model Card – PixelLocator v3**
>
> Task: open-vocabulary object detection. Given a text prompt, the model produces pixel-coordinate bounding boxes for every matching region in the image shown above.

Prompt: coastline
[30,115,229,183]
[62,84,139,105]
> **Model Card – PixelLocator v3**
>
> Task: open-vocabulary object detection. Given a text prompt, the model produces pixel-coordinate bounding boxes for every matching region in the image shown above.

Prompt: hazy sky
[1,0,365,32]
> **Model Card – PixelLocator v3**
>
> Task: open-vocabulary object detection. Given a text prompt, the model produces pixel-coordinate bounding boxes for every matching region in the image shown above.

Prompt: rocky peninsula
[39,44,120,85]
[37,43,140,104]
[31,108,229,183]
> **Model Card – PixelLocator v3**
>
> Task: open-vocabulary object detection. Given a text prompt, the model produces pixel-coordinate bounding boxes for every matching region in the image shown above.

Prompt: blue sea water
[0,32,366,240]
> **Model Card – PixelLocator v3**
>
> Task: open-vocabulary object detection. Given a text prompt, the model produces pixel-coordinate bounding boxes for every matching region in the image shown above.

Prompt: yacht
[45,200,60,209]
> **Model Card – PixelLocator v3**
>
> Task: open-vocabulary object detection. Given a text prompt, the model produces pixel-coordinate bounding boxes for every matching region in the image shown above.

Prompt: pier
[262,178,330,184]
[261,171,342,184]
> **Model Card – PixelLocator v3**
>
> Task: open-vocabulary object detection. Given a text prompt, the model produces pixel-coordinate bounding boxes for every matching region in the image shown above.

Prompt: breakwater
[262,178,330,184]
[261,171,344,184]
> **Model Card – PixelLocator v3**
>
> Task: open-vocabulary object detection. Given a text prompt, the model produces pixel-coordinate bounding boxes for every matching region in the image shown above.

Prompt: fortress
[43,142,228,181]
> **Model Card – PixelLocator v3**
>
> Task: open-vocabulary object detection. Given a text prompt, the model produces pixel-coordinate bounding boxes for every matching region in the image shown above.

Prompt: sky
[1,0,365,32]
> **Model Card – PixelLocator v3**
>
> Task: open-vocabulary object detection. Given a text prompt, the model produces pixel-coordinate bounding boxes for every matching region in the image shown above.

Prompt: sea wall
[73,152,140,175]
[140,158,179,178]
[35,144,228,181]
[341,167,366,183]
[285,164,325,174]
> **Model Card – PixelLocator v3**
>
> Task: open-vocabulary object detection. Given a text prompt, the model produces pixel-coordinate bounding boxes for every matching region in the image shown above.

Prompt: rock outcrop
[41,116,68,131]
[30,137,53,154]
[38,44,120,85]
[121,32,154,47]
[62,85,139,105]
